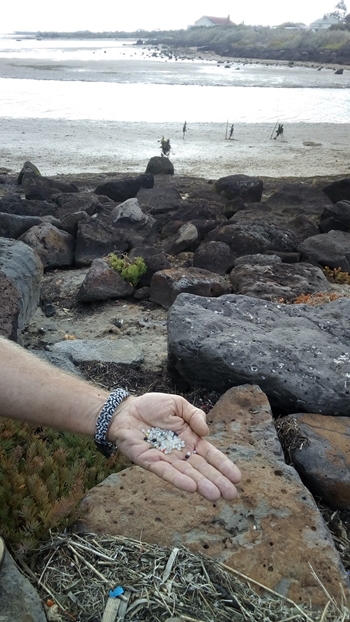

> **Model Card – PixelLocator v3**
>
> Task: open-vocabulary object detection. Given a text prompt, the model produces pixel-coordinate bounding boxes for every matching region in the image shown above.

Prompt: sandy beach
[1,118,350,179]
[1,38,349,180]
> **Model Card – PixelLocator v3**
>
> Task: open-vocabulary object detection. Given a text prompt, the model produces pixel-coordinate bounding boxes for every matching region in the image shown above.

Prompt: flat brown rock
[284,412,350,509]
[78,385,350,607]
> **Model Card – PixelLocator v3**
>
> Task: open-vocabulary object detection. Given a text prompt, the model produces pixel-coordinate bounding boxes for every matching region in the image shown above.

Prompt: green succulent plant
[107,254,147,286]
[0,419,128,553]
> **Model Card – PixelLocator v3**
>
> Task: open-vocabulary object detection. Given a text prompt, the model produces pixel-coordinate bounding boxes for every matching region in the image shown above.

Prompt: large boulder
[78,385,350,606]
[0,194,57,217]
[323,178,350,203]
[77,258,134,302]
[150,267,231,309]
[267,183,333,219]
[205,222,298,258]
[161,223,200,255]
[298,230,350,271]
[145,156,174,175]
[137,182,182,216]
[281,413,350,510]
[110,198,158,248]
[159,200,226,238]
[17,159,41,184]
[167,293,350,416]
[215,174,263,202]
[39,268,87,308]
[0,238,43,341]
[50,338,143,366]
[75,219,129,267]
[319,199,350,233]
[230,210,319,243]
[21,171,79,201]
[75,199,157,267]
[0,544,47,621]
[229,260,330,302]
[128,246,171,287]
[0,212,43,238]
[54,191,101,218]
[193,241,235,275]
[94,174,154,202]
[19,223,75,270]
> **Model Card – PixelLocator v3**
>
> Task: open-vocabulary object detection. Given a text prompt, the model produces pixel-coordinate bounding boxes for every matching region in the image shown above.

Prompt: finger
[183,453,240,501]
[176,396,209,437]
[197,439,242,485]
[148,460,198,495]
[150,458,226,502]
[170,458,226,501]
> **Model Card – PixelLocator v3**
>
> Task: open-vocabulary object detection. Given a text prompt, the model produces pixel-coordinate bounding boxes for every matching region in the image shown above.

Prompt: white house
[192,15,234,28]
[309,15,340,29]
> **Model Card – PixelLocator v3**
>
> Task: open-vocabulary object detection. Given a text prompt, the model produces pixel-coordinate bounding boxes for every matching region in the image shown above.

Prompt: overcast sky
[0,0,343,34]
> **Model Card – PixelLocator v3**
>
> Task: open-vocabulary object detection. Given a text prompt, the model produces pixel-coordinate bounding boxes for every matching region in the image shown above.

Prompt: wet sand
[1,117,350,179]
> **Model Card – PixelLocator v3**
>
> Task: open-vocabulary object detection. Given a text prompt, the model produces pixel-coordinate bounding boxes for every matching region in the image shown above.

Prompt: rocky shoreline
[1,163,350,619]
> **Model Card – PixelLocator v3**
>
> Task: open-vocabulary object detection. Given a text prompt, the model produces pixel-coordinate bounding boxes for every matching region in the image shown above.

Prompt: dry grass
[21,533,350,622]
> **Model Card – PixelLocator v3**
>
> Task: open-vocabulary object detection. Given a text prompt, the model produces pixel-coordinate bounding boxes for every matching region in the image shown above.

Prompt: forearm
[0,336,109,437]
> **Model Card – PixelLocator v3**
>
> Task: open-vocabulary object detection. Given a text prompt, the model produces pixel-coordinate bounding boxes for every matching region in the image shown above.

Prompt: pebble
[142,427,186,454]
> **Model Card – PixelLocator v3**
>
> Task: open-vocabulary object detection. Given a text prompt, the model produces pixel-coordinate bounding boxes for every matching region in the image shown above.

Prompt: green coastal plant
[323,265,350,284]
[0,419,129,553]
[107,253,147,286]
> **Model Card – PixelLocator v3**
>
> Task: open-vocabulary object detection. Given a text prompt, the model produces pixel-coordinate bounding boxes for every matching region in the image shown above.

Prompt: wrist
[94,388,130,456]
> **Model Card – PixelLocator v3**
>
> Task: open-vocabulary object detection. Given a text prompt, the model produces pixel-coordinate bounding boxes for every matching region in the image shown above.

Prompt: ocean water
[0,36,350,124]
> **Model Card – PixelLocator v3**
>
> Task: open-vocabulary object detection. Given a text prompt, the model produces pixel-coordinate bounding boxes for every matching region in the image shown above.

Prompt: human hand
[108,393,241,502]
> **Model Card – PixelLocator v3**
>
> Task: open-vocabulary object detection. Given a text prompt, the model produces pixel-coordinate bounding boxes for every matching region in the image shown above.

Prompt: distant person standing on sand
[274,123,284,140]
[229,123,234,139]
[160,136,171,157]
[183,121,187,139]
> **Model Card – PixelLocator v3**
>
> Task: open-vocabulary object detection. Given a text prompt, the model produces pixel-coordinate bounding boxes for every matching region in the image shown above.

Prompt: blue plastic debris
[109,586,124,598]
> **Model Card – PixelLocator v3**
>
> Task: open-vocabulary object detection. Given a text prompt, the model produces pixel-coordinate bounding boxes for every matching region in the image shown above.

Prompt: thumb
[177,396,209,437]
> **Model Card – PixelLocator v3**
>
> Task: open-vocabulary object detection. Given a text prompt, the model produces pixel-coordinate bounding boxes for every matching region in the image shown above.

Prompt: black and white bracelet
[94,387,130,457]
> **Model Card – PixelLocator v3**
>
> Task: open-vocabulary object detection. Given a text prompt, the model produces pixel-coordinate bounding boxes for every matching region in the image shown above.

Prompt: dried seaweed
[21,532,350,622]
[275,416,310,463]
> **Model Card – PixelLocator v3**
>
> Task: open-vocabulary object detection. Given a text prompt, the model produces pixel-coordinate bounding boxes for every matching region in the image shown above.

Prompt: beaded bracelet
[94,387,130,457]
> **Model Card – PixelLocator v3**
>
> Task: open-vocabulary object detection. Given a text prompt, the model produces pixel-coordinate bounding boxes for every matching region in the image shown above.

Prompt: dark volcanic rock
[323,178,350,204]
[21,171,79,201]
[161,223,200,255]
[284,413,350,510]
[0,545,47,622]
[193,241,235,275]
[0,238,43,341]
[298,230,350,271]
[229,260,330,301]
[215,174,263,202]
[94,174,154,202]
[128,246,171,287]
[150,267,231,309]
[167,293,350,416]
[145,156,174,175]
[54,192,101,219]
[319,200,350,233]
[230,210,319,244]
[19,223,75,270]
[0,194,58,217]
[17,160,41,185]
[77,258,134,302]
[75,219,129,267]
[267,183,333,219]
[137,182,182,216]
[205,222,298,257]
[0,212,43,238]
[109,198,157,248]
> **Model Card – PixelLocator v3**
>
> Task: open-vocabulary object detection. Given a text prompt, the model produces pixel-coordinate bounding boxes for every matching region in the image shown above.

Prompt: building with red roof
[193,15,234,27]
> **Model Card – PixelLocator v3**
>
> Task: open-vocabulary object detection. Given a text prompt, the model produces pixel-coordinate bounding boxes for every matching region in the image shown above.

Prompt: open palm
[109,393,242,502]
